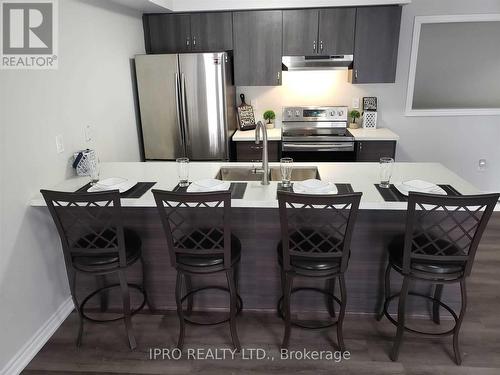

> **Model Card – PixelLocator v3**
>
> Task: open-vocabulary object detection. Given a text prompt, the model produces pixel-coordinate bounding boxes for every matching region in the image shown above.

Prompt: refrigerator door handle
[180,73,190,155]
[175,73,185,155]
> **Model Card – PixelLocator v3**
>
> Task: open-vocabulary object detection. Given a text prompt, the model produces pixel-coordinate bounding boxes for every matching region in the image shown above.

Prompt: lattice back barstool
[41,190,148,350]
[152,190,242,350]
[277,191,362,350]
[377,192,499,364]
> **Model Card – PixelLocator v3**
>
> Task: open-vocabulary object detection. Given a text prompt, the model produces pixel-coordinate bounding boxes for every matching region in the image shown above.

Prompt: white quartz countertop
[348,128,399,141]
[232,128,399,142]
[31,162,489,210]
[232,128,282,141]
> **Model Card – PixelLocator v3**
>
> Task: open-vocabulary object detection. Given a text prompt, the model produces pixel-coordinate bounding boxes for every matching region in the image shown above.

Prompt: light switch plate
[352,97,360,109]
[55,134,64,154]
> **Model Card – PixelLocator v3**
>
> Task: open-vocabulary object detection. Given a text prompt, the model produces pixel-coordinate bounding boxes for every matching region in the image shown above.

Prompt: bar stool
[377,192,499,364]
[41,190,148,350]
[277,191,362,350]
[152,190,242,350]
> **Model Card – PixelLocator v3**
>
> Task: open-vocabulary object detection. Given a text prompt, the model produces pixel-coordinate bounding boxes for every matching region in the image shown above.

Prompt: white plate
[394,179,447,196]
[88,178,137,193]
[293,180,338,195]
[187,180,230,193]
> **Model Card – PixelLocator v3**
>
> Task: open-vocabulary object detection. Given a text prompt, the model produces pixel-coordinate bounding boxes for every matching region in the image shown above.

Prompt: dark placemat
[173,182,247,199]
[121,182,157,198]
[75,182,156,199]
[277,183,354,198]
[375,184,462,202]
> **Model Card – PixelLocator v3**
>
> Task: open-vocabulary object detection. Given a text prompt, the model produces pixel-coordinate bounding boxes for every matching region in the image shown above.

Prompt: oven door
[282,142,356,162]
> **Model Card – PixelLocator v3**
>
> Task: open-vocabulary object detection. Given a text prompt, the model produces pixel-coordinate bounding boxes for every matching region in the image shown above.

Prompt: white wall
[238,0,500,192]
[170,0,408,12]
[0,0,144,371]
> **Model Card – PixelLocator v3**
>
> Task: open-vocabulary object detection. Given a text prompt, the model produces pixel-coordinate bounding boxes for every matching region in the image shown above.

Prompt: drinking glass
[379,157,394,188]
[280,157,293,188]
[88,153,100,185]
[176,157,189,187]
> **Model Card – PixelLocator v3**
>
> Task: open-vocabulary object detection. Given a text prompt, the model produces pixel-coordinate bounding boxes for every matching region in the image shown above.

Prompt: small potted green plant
[263,110,276,128]
[349,110,361,129]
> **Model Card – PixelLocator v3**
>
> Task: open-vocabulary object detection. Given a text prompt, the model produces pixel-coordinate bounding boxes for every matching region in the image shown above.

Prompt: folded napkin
[402,180,436,191]
[88,177,137,193]
[395,179,446,196]
[187,179,230,192]
[293,179,338,194]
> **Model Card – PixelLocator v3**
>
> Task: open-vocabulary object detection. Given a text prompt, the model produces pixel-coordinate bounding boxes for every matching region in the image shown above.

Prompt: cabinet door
[318,8,356,55]
[190,12,233,52]
[356,141,396,162]
[282,9,319,56]
[144,14,191,54]
[233,11,283,86]
[352,6,402,83]
[236,142,280,162]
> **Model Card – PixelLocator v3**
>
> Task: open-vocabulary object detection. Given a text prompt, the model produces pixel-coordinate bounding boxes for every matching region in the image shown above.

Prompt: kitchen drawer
[235,141,280,162]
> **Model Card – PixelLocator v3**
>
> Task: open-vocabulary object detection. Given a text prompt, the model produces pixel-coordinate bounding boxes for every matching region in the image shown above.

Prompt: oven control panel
[283,106,348,122]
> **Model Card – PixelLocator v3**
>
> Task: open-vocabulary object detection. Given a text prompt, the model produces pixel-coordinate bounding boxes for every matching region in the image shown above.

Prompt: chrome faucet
[253,121,269,185]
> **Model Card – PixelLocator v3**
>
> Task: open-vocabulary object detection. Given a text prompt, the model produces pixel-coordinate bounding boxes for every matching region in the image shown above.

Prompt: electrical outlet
[84,124,93,142]
[478,159,487,171]
[55,134,64,154]
[352,97,360,109]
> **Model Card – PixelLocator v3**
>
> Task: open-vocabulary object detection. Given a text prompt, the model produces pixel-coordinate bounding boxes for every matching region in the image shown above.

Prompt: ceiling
[109,0,410,13]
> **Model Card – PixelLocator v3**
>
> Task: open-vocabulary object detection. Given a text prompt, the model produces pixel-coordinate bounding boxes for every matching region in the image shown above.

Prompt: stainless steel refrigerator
[134,52,236,160]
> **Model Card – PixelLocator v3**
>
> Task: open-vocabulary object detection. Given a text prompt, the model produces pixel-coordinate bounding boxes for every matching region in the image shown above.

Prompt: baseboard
[0,297,74,375]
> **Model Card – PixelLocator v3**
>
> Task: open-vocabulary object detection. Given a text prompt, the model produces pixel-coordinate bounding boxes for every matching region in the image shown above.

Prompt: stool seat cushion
[72,228,142,271]
[388,234,466,275]
[176,229,241,268]
[277,229,342,272]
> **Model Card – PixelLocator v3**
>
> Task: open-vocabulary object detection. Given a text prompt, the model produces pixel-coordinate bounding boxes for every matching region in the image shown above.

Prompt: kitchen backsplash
[237,70,386,127]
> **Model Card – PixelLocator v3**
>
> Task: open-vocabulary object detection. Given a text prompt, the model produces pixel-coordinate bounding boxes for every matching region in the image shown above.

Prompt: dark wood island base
[70,208,500,317]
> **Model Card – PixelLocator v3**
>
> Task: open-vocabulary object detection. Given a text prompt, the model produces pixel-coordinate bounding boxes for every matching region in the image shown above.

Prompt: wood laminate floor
[23,219,500,375]
[24,280,500,374]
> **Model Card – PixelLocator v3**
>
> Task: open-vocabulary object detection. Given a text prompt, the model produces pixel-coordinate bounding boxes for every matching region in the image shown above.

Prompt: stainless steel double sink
[215,166,320,181]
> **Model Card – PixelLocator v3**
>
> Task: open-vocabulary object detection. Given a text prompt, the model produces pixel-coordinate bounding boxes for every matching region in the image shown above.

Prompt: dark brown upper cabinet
[144,14,191,54]
[282,9,319,56]
[351,6,402,83]
[190,13,233,52]
[143,12,233,54]
[283,8,355,56]
[233,10,283,86]
[318,8,356,55]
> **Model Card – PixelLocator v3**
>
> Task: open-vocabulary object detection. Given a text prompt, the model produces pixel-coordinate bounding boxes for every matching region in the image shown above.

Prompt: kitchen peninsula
[31,162,498,315]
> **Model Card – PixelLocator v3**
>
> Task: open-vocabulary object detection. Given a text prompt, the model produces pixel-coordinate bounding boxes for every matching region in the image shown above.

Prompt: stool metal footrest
[80,283,147,323]
[180,286,243,326]
[383,291,459,336]
[278,287,343,329]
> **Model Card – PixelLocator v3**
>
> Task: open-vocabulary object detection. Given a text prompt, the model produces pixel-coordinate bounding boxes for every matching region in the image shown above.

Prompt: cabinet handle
[359,142,363,150]
[276,71,280,82]
[355,69,358,80]
[186,37,190,47]
[313,40,316,53]
[320,40,323,52]
[193,36,196,47]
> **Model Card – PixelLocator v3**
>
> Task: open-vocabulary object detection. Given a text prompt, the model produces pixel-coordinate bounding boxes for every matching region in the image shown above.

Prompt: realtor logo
[1,0,58,69]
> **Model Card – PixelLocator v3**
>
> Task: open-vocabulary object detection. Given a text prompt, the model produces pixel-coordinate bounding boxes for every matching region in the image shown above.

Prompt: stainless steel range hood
[282,55,353,71]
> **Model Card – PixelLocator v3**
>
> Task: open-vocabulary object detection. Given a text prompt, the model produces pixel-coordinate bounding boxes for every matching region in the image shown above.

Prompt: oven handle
[282,142,354,152]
